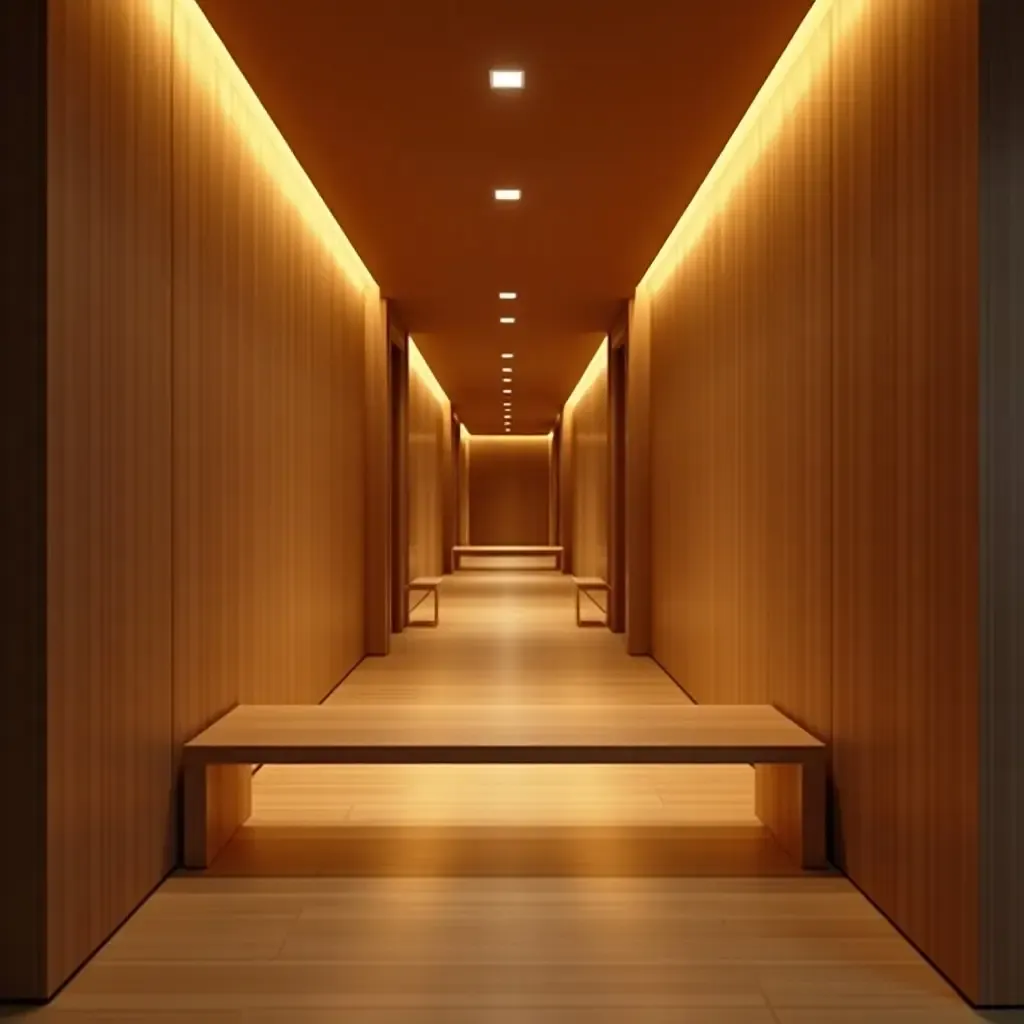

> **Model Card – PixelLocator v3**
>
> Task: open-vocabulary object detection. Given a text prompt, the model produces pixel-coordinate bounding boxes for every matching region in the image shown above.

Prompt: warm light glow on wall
[564,336,608,412]
[142,0,377,293]
[460,421,471,441]
[638,0,867,293]
[408,337,451,408]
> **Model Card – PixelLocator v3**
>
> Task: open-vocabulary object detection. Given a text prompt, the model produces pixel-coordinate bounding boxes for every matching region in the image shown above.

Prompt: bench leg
[754,759,827,870]
[183,762,252,869]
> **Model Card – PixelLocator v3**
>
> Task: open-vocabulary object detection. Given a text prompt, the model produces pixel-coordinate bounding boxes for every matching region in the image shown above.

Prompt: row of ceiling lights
[492,69,524,432]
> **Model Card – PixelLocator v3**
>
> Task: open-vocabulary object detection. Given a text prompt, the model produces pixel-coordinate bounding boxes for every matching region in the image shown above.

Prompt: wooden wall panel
[649,6,832,724]
[442,412,456,573]
[567,353,609,582]
[170,4,368,758]
[979,0,1024,1004]
[44,0,176,996]
[457,424,470,545]
[831,0,979,999]
[645,0,983,1002]
[558,414,575,569]
[363,289,390,655]
[468,437,551,545]
[407,357,449,581]
[0,0,48,1001]
[625,291,652,654]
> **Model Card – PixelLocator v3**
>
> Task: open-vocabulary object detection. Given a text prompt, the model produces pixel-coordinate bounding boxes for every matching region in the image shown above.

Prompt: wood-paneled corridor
[4,572,1017,1023]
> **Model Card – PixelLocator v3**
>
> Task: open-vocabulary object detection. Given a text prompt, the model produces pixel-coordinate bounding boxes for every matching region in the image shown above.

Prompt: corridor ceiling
[198,0,812,434]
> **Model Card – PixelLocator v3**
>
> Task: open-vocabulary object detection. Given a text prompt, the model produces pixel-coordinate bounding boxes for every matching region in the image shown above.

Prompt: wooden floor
[5,571,1020,1021]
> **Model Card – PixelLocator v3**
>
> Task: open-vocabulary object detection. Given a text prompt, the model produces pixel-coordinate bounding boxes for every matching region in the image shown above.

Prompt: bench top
[453,544,563,553]
[573,576,609,588]
[183,703,824,766]
[408,576,442,587]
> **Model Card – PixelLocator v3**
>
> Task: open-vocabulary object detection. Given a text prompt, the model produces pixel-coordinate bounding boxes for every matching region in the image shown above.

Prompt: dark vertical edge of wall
[0,0,48,1001]
[389,323,408,631]
[978,0,1024,1005]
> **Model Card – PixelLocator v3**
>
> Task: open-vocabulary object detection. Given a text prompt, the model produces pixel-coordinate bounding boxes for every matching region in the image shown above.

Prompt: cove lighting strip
[408,337,452,407]
[142,0,376,292]
[638,0,867,293]
[564,336,608,411]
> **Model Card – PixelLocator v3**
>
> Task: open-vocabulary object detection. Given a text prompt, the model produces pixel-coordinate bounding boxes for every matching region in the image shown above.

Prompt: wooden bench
[573,576,610,626]
[452,544,564,571]
[182,703,827,871]
[407,575,441,627]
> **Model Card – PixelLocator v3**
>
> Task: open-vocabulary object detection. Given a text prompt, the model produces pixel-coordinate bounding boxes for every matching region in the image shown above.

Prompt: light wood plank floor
[4,572,1019,1021]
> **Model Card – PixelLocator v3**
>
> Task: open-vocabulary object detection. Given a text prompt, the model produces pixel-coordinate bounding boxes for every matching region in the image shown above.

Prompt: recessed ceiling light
[502,366,513,373]
[500,316,516,324]
[499,292,517,300]
[490,69,524,90]
[503,388,512,394]
[502,378,511,384]
[494,189,521,202]
[503,402,512,407]
[502,352,514,359]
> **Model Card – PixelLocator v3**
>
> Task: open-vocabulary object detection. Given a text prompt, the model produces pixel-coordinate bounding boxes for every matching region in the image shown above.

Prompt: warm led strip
[638,0,867,293]
[564,336,608,411]
[142,0,376,292]
[408,337,452,408]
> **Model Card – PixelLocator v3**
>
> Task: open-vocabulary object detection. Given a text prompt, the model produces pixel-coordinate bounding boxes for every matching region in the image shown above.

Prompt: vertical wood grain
[648,6,832,720]
[608,340,627,632]
[170,0,368,765]
[407,361,449,582]
[0,0,48,1001]
[442,412,457,573]
[457,425,470,545]
[363,290,390,655]
[978,0,1024,1005]
[625,290,652,654]
[568,353,609,585]
[46,0,176,996]
[558,412,575,570]
[468,437,552,546]
[831,0,979,999]
[645,0,982,1001]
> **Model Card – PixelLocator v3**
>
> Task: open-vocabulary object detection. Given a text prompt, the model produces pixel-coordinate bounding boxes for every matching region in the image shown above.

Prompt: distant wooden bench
[407,575,441,627]
[573,576,610,626]
[182,703,826,871]
[452,544,564,571]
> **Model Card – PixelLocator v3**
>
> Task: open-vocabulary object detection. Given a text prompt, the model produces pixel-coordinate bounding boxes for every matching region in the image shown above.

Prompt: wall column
[625,289,652,654]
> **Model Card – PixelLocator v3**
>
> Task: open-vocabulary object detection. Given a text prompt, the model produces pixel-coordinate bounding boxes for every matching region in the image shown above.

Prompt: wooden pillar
[442,411,457,573]
[559,408,575,574]
[388,315,409,632]
[608,323,628,634]
[625,288,652,654]
[363,289,390,655]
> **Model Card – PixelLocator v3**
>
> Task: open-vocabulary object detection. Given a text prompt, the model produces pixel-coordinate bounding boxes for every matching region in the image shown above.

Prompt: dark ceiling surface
[198,0,812,434]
